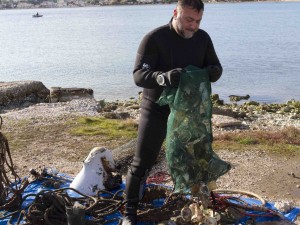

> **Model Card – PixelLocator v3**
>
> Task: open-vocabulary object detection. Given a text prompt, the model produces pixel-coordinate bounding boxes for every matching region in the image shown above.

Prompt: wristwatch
[156,74,166,86]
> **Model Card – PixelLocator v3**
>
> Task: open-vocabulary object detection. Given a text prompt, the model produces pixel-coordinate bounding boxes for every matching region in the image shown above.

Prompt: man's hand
[206,65,221,77]
[156,68,185,87]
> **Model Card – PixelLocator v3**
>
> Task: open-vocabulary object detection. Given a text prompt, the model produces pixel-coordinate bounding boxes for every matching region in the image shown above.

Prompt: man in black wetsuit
[122,0,222,224]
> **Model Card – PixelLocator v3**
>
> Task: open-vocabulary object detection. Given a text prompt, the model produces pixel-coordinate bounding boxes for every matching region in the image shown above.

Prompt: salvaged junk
[70,147,121,195]
[0,116,297,225]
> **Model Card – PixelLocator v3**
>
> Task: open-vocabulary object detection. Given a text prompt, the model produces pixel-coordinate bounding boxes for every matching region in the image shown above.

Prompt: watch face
[157,75,165,86]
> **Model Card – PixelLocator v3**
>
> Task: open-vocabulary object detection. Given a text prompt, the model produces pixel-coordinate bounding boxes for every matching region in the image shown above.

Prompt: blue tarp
[0,174,299,225]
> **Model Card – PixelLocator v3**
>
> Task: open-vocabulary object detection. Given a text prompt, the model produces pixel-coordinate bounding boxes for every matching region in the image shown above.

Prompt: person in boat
[121,0,223,224]
[36,12,39,16]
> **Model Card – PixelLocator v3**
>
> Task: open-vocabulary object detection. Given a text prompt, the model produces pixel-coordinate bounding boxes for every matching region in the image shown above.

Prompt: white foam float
[70,147,116,196]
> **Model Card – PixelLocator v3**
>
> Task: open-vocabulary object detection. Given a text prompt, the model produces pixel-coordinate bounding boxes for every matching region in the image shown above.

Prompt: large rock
[50,87,94,103]
[212,106,241,118]
[212,115,242,128]
[112,139,137,175]
[0,81,49,107]
[112,138,166,175]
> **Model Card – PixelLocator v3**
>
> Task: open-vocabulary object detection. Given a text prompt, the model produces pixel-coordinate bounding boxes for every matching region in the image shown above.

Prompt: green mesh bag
[158,65,231,193]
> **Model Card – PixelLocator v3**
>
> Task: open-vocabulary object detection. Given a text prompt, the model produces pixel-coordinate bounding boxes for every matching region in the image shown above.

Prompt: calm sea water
[0,2,299,103]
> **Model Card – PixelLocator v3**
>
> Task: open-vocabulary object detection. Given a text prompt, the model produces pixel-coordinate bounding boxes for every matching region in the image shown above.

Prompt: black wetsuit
[125,19,222,203]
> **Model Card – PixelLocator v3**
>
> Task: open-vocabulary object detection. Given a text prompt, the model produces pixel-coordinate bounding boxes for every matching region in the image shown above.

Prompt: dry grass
[4,114,299,162]
[213,126,300,155]
[4,116,137,162]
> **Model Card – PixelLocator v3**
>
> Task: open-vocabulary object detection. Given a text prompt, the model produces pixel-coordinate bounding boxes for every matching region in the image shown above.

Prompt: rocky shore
[1,95,299,131]
[1,81,299,130]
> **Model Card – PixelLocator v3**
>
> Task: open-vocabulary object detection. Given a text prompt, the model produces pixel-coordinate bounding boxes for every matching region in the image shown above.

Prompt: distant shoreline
[1,0,299,10]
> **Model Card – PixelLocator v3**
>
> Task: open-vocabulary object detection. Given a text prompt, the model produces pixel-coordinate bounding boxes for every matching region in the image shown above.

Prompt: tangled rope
[146,171,172,184]
[211,189,287,221]
[136,187,288,223]
[0,116,125,224]
[0,116,29,211]
[1,186,126,225]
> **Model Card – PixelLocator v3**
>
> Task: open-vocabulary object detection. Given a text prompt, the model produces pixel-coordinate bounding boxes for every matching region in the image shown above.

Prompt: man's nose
[190,22,199,30]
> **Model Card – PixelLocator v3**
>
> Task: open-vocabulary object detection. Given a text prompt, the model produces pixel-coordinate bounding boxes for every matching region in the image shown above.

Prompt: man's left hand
[206,65,221,77]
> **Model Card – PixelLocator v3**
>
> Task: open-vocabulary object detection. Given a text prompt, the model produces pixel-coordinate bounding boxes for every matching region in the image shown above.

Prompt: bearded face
[173,6,203,39]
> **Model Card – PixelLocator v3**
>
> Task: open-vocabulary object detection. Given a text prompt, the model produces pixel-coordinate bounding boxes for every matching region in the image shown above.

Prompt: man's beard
[177,19,197,39]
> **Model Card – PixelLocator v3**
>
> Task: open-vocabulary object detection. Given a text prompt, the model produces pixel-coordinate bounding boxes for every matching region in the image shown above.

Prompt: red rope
[210,193,280,218]
[146,172,171,184]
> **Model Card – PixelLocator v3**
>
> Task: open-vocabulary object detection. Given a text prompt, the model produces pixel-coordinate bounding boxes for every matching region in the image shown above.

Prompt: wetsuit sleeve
[204,36,223,82]
[133,33,162,88]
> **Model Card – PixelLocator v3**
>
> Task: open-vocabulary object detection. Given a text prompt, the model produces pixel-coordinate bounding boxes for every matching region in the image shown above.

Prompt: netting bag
[158,65,231,193]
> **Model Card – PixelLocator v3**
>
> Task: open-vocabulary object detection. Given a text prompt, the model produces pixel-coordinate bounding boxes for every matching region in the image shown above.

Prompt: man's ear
[173,8,178,19]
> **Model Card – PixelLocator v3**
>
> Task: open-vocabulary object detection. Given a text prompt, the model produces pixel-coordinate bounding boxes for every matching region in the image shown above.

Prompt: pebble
[0,98,299,131]
[1,98,100,126]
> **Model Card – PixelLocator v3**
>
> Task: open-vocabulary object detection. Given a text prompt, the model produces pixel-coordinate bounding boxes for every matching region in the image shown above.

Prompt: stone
[112,138,165,175]
[212,115,243,127]
[229,94,250,102]
[0,81,49,107]
[212,106,240,118]
[103,112,130,119]
[50,87,93,103]
[274,200,293,213]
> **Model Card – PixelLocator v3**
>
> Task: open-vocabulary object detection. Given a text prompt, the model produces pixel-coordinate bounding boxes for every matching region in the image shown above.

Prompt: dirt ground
[1,106,300,224]
[3,116,300,202]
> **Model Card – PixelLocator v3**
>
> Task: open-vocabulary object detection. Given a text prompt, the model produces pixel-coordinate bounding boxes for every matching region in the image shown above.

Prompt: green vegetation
[71,117,138,139]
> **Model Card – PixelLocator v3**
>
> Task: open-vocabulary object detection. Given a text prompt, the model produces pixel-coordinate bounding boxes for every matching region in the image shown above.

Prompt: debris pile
[0,115,299,225]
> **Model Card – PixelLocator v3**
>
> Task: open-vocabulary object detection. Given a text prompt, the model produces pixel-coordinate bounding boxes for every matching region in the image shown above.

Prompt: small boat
[32,14,43,18]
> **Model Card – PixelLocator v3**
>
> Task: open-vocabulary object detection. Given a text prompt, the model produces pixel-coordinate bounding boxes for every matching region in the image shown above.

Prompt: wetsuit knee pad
[124,169,149,202]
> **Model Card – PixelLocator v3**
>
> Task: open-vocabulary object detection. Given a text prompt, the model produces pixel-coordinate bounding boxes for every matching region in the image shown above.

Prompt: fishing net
[157,65,231,193]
